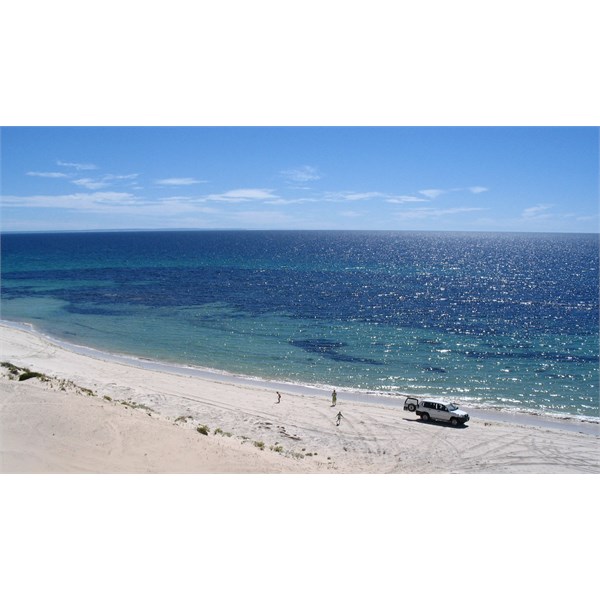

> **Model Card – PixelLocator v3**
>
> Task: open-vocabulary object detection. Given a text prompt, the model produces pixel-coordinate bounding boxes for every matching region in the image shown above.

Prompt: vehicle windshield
[447,403,459,411]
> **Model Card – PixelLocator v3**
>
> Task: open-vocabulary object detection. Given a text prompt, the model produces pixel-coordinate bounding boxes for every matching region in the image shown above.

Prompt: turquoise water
[1,230,598,420]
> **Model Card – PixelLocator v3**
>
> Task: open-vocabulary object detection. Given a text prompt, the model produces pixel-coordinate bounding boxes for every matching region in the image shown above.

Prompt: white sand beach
[1,322,598,474]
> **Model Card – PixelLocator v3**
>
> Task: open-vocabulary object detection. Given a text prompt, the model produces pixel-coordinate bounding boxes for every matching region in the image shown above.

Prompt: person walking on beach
[335,411,343,426]
[331,389,337,407]
[276,391,281,404]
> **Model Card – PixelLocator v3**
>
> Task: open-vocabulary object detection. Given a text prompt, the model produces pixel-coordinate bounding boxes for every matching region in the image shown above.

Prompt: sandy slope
[1,323,598,473]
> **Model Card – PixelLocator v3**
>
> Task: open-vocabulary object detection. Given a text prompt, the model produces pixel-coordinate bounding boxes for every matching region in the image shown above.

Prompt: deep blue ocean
[1,230,598,420]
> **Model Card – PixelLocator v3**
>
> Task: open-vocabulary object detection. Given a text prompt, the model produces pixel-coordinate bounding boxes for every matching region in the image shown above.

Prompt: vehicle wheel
[407,404,416,412]
[450,417,459,426]
[420,413,430,422]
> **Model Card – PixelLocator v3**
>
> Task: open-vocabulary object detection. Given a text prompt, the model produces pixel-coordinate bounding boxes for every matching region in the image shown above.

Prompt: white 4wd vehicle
[403,397,469,426]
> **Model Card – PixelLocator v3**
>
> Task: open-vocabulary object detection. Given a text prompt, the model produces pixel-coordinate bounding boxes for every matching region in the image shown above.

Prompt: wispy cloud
[323,191,385,202]
[1,191,139,209]
[56,160,98,171]
[419,188,446,199]
[26,171,69,178]
[264,198,315,205]
[418,186,488,199]
[386,195,429,204]
[341,192,385,201]
[154,177,206,186]
[521,204,553,219]
[204,188,278,202]
[394,206,486,219]
[281,166,321,183]
[72,173,138,190]
[158,195,194,202]
[72,178,110,190]
[1,192,217,220]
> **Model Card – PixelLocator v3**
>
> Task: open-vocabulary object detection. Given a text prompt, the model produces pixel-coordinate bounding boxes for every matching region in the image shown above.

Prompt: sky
[1,126,598,233]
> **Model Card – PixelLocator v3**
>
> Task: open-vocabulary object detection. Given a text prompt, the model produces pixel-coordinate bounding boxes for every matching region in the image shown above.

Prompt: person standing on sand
[336,411,343,426]
[331,389,337,406]
[276,391,281,403]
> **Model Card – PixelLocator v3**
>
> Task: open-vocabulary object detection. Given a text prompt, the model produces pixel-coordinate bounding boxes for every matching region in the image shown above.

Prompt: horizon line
[1,228,598,236]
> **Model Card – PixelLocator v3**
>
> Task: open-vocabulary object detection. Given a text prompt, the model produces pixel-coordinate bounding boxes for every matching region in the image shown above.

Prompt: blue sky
[1,127,597,233]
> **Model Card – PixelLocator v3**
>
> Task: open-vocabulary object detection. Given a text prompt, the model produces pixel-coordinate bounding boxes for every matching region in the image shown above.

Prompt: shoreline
[2,318,598,433]
[1,321,599,473]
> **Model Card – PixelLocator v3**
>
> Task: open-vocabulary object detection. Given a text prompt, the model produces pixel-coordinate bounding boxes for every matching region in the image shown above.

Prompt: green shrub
[18,370,46,382]
[197,425,210,435]
[1,361,20,377]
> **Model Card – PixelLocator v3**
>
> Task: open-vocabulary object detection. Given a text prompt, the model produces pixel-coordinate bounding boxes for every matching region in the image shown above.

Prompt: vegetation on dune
[1,362,21,377]
[2,362,319,464]
[2,361,48,382]
[121,400,154,412]
[18,370,47,382]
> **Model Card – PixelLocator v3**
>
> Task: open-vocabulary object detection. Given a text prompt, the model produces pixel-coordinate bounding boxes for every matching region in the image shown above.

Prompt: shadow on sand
[402,417,469,429]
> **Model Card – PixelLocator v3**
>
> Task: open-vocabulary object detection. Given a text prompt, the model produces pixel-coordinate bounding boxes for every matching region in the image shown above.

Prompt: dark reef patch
[290,339,383,365]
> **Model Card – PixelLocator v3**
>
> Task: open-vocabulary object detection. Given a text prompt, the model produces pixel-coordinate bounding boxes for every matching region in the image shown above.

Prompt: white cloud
[159,195,195,202]
[155,177,206,186]
[72,178,111,190]
[204,188,278,202]
[56,160,98,170]
[26,171,69,178]
[108,174,138,181]
[0,191,223,222]
[521,204,553,219]
[419,188,446,199]
[418,186,489,198]
[386,195,429,204]
[324,191,385,202]
[394,206,486,219]
[1,192,138,209]
[264,198,313,205]
[342,192,385,201]
[281,165,321,182]
[71,173,138,190]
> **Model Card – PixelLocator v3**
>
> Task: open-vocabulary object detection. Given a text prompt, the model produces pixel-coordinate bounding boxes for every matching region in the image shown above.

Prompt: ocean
[1,230,598,420]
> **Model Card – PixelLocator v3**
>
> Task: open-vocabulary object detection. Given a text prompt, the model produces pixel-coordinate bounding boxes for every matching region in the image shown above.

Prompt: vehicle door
[435,403,450,421]
[425,401,442,421]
